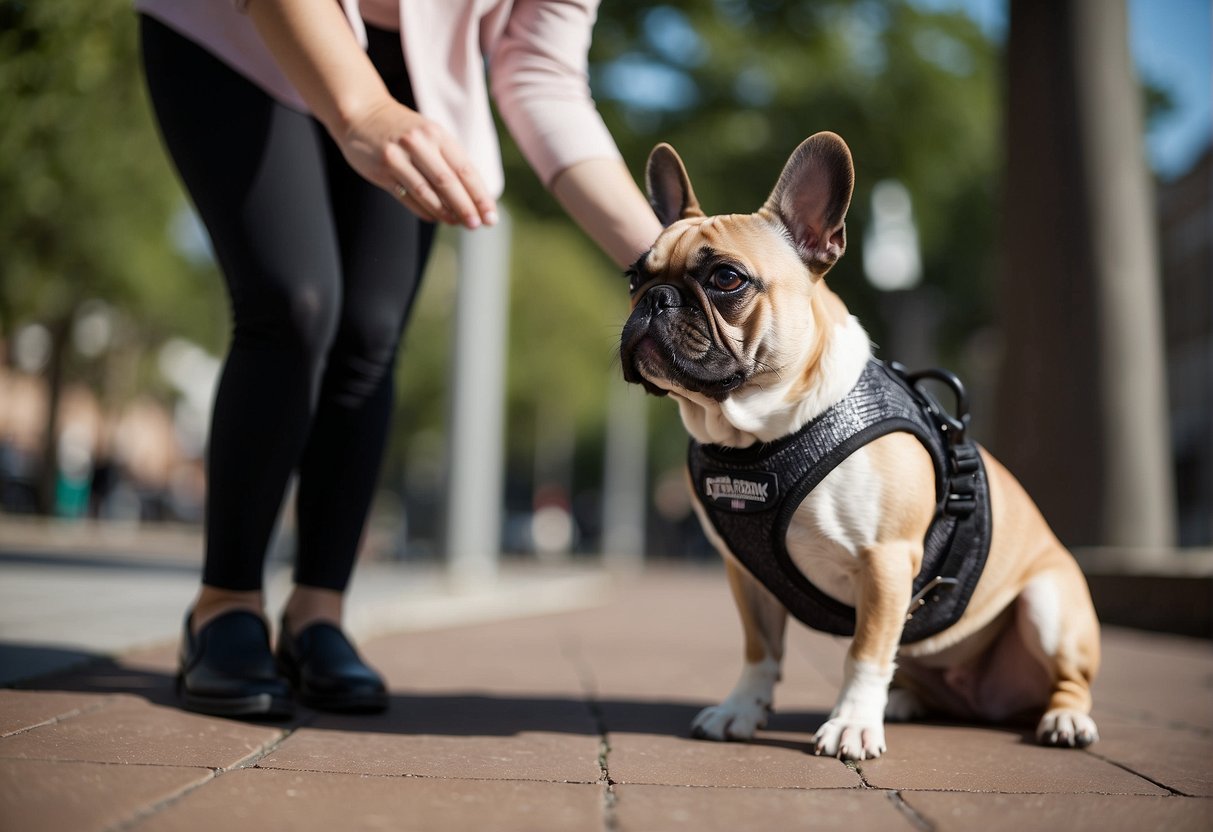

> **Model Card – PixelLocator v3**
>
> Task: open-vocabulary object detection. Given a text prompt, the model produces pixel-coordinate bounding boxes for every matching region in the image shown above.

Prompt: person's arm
[244,0,496,228]
[489,0,661,266]
[551,158,663,268]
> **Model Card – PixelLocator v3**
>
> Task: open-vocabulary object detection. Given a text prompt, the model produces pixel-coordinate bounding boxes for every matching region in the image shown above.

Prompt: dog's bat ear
[646,143,705,227]
[762,132,855,275]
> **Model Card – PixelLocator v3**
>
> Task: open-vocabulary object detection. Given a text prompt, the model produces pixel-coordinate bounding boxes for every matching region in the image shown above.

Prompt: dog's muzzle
[620,284,681,396]
[621,283,746,400]
[640,283,684,313]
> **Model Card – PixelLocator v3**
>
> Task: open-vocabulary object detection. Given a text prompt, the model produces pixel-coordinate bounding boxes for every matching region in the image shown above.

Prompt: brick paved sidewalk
[1,567,1210,831]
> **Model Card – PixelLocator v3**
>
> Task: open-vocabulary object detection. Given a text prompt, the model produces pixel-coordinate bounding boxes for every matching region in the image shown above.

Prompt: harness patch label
[702,470,779,513]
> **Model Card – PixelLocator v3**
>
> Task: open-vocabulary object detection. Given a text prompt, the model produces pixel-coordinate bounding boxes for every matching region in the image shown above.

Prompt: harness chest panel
[688,360,992,644]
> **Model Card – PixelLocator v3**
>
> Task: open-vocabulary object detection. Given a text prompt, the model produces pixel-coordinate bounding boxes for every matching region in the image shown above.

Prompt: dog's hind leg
[691,557,788,741]
[970,561,1100,746]
[1020,562,1101,747]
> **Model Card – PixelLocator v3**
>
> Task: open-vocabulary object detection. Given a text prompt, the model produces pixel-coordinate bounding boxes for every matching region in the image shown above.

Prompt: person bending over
[139,0,662,717]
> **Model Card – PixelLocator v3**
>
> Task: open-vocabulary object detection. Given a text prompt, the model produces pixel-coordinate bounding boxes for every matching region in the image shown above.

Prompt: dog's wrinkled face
[621,133,856,407]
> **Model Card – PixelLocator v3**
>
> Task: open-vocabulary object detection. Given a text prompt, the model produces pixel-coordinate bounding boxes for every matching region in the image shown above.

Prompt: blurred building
[1158,144,1213,546]
[0,363,202,524]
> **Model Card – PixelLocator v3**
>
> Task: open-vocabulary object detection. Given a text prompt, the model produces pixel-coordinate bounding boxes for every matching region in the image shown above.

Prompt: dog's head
[620,132,863,443]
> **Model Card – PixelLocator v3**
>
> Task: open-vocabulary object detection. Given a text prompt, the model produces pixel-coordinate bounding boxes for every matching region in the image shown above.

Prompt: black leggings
[141,16,434,592]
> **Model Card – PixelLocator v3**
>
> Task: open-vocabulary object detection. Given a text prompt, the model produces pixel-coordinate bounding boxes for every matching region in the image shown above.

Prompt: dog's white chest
[781,445,884,608]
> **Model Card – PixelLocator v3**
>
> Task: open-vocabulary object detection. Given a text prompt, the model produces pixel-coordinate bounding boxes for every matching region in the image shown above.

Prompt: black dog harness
[688,360,991,644]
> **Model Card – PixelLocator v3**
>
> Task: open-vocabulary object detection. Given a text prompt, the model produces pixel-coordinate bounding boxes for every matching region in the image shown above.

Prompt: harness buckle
[905,576,961,622]
[890,363,980,518]
[950,443,981,474]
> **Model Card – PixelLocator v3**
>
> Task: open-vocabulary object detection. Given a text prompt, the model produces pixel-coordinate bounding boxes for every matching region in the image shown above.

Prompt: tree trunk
[36,316,71,515]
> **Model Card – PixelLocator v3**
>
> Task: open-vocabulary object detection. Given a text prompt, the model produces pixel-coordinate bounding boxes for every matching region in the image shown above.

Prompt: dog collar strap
[688,359,993,645]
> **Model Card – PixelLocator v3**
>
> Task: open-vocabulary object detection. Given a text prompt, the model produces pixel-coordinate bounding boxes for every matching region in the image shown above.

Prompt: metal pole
[444,209,511,588]
[602,374,648,573]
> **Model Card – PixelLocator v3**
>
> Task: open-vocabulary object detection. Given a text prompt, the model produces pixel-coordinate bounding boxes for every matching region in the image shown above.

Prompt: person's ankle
[281,586,345,638]
[190,587,264,636]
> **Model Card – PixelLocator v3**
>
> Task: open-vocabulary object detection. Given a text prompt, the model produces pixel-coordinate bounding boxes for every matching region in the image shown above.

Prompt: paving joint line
[249,764,601,786]
[886,790,936,831]
[611,781,871,792]
[1085,751,1192,797]
[557,633,618,832]
[0,756,225,769]
[878,786,1197,796]
[239,720,305,771]
[854,758,936,830]
[102,768,219,832]
[101,717,303,832]
[0,695,116,739]
[595,732,619,832]
[850,760,873,788]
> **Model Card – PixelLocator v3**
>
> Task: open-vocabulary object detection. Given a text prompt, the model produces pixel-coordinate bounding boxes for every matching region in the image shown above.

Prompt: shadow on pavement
[10,653,833,745]
[0,643,109,688]
[12,654,1044,754]
[7,651,181,707]
[314,694,830,744]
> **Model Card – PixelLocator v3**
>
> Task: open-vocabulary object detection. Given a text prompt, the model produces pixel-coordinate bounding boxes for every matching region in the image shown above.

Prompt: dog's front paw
[1036,709,1099,748]
[691,698,770,741]
[813,717,887,761]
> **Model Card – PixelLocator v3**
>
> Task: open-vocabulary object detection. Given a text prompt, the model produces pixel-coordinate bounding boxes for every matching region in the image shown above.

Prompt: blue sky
[913,0,1212,179]
[1127,0,1212,178]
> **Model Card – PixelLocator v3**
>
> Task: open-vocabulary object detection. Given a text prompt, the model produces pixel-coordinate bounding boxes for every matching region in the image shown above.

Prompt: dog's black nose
[646,284,683,312]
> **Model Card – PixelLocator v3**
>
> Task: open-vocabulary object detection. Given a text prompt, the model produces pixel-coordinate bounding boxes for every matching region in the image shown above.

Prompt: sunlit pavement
[1,534,1210,830]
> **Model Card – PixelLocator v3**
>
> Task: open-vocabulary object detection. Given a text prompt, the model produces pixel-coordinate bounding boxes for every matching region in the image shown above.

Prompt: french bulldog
[619,133,1100,761]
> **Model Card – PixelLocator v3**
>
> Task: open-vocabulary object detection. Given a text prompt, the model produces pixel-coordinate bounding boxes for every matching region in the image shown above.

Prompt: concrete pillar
[444,210,511,587]
[996,0,1175,551]
[601,374,648,573]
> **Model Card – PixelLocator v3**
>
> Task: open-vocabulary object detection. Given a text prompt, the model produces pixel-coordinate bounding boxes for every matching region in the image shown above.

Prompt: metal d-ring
[894,365,971,446]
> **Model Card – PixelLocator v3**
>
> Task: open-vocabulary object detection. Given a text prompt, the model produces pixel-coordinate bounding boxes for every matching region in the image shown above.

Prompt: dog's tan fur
[622,133,1099,760]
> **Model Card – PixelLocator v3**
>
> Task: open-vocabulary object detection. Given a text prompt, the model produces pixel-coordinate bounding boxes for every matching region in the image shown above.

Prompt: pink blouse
[135,0,622,197]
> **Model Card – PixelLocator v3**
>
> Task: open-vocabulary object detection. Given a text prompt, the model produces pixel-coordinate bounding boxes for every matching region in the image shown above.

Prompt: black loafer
[177,610,294,719]
[276,622,388,714]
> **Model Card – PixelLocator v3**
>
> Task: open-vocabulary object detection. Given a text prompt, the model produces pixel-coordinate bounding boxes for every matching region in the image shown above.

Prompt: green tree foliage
[523,1,999,335]
[1,0,225,510]
[1,0,1007,527]
[497,0,1002,475]
[0,0,224,354]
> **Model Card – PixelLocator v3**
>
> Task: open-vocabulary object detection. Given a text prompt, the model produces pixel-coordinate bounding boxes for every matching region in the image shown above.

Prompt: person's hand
[334,97,498,228]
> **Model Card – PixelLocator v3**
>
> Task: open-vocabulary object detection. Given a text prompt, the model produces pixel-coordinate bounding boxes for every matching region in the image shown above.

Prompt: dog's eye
[709,267,746,292]
[625,270,645,297]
